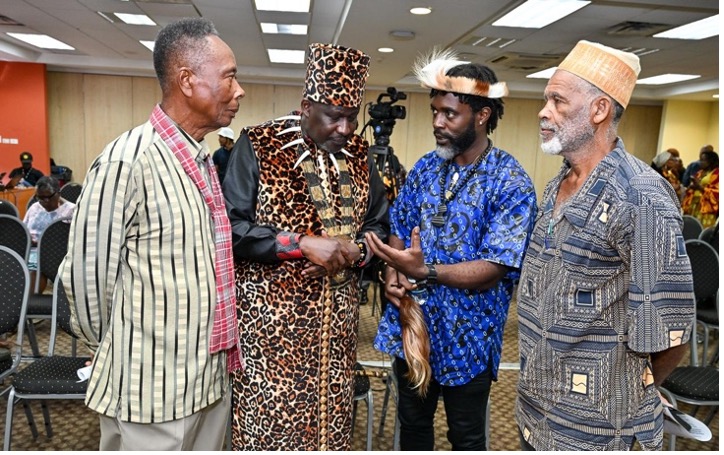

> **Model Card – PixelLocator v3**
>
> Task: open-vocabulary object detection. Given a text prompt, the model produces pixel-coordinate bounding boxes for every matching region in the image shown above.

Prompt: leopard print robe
[229,113,371,450]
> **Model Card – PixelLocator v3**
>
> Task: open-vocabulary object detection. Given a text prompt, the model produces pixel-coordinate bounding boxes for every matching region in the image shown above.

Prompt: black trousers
[394,357,492,451]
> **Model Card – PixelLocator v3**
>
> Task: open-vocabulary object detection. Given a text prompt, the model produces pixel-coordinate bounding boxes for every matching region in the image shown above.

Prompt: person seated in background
[213,126,235,184]
[682,149,719,228]
[652,149,684,201]
[7,151,44,188]
[665,147,685,181]
[23,176,75,293]
[682,144,713,187]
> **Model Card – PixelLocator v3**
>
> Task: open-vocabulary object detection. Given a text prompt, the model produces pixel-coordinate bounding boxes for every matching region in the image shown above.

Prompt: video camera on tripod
[365,87,407,202]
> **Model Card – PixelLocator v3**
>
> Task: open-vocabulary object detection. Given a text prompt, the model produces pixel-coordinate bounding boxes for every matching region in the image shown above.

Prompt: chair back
[0,200,19,218]
[59,183,82,204]
[685,239,719,304]
[698,222,719,253]
[0,215,31,261]
[0,247,29,377]
[35,218,71,293]
[48,279,80,355]
[682,215,704,240]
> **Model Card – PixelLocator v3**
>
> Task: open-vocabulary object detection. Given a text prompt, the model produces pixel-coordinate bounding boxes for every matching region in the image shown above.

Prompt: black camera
[367,87,407,147]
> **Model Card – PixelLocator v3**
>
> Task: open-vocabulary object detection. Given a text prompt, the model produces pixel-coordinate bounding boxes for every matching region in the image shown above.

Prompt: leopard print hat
[302,43,370,108]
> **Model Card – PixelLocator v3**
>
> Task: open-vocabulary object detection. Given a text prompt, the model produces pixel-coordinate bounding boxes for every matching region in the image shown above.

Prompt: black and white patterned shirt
[516,139,695,450]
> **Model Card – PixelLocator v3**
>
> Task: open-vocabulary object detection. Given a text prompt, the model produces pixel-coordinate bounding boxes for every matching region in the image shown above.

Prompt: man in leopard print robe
[223,43,389,450]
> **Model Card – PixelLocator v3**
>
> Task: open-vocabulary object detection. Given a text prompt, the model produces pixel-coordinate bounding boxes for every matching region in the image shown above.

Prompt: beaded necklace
[431,139,493,228]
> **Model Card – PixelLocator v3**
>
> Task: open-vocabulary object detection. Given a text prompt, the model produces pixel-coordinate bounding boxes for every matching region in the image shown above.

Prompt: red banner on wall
[0,62,49,186]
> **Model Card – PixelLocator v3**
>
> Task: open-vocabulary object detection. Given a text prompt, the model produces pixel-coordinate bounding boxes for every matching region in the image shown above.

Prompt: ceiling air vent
[607,21,671,36]
[488,53,561,71]
[459,35,516,49]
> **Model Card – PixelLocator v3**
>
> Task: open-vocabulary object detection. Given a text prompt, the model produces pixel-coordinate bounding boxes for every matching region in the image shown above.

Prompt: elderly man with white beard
[515,40,695,451]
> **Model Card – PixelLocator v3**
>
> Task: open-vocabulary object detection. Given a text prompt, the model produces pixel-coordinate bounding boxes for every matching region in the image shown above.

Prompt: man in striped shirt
[59,18,244,450]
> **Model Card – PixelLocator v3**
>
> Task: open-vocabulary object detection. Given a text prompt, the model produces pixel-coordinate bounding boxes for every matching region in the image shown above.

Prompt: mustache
[433,129,453,140]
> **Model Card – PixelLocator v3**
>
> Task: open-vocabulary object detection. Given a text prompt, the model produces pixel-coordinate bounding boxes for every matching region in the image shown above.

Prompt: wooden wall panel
[83,75,134,172]
[273,85,303,119]
[617,104,663,162]
[131,78,162,126]
[46,71,664,197]
[47,72,85,180]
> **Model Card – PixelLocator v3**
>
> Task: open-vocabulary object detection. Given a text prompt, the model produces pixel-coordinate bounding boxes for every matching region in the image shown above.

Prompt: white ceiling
[0,0,719,102]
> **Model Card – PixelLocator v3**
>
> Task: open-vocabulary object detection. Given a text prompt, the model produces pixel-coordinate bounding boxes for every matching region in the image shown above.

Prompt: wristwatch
[425,263,438,285]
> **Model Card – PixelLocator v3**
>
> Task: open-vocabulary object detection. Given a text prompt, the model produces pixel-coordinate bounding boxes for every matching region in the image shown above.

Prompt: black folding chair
[0,214,31,261]
[24,218,71,358]
[3,278,91,450]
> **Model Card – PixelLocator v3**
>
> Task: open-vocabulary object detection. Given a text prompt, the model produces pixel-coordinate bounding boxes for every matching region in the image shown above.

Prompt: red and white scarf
[150,105,241,372]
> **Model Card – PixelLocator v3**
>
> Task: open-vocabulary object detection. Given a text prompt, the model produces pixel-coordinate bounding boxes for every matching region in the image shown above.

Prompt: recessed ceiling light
[255,0,310,13]
[493,0,590,29]
[653,15,718,40]
[267,49,306,64]
[260,23,308,35]
[7,32,74,50]
[140,40,155,51]
[378,47,394,53]
[636,74,701,85]
[114,12,156,26]
[410,7,432,15]
[526,67,557,79]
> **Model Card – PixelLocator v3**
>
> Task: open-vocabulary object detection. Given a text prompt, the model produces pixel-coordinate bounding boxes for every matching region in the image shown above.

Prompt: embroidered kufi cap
[302,43,370,108]
[557,40,641,109]
[412,48,508,98]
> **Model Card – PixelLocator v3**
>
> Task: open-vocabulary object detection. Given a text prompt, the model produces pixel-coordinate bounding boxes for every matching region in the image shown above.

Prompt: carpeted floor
[0,285,718,451]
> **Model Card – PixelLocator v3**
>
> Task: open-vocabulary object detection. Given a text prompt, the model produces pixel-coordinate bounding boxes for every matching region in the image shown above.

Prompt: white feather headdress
[412,47,508,99]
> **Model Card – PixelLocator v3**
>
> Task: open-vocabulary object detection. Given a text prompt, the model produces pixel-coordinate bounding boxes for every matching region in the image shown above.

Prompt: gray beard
[541,137,563,155]
[435,146,458,160]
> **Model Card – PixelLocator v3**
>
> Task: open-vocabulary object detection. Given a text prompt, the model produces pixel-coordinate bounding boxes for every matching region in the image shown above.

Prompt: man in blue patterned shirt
[515,41,695,451]
[365,51,537,450]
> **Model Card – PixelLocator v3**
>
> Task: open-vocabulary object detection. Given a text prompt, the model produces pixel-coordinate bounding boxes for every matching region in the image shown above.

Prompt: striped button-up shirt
[59,119,228,423]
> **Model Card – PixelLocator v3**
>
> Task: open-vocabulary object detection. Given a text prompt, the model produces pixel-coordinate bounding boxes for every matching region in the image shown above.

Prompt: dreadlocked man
[365,50,537,450]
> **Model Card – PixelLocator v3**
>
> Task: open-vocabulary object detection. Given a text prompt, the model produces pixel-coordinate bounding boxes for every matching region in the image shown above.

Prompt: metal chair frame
[3,278,90,451]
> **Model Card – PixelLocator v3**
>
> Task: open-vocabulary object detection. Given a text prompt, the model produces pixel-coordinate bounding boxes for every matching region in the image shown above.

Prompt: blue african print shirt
[515,140,695,451]
[374,146,537,386]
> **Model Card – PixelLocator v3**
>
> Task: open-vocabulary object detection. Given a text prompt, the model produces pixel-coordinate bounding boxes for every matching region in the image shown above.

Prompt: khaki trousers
[98,393,230,451]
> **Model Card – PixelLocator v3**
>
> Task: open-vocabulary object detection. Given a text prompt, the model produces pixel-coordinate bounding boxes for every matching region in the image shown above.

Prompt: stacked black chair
[58,183,82,204]
[25,218,71,358]
[3,278,91,450]
[658,239,720,450]
[685,239,719,363]
[0,199,19,218]
[0,214,31,261]
[682,215,704,241]
[0,246,30,390]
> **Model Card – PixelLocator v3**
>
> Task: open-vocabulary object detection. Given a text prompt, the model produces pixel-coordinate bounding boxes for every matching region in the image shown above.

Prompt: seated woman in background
[23,176,75,293]
[682,150,719,228]
[652,150,684,201]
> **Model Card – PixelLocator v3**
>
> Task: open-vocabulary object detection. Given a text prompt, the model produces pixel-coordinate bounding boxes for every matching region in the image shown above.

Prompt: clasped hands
[300,231,361,279]
[365,227,427,308]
